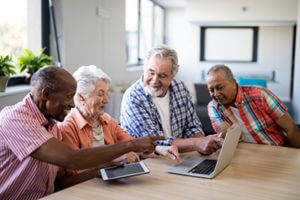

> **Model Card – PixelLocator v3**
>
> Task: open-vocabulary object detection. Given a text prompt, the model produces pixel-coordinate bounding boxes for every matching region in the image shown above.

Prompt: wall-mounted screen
[200,27,258,62]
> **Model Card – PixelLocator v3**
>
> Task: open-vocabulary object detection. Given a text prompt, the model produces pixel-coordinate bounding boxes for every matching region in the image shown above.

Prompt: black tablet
[100,161,150,181]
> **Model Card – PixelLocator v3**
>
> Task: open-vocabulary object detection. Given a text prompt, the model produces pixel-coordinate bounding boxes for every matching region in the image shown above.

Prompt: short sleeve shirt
[0,94,62,200]
[208,84,287,145]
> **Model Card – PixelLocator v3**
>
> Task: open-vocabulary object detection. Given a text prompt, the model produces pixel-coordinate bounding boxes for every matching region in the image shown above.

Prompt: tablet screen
[100,161,150,180]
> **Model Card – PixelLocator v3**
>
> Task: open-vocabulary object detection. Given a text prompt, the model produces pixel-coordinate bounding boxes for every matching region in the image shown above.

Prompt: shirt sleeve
[261,88,287,121]
[0,115,53,161]
[120,90,174,146]
[207,100,225,132]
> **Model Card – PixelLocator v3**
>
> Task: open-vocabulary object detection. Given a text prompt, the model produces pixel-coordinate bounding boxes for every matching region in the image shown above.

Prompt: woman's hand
[155,146,181,162]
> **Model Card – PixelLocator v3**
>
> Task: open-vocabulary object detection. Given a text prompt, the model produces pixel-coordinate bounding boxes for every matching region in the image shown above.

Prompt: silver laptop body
[167,125,242,179]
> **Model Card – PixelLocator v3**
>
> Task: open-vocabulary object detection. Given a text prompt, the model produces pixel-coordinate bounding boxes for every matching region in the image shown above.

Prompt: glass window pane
[126,0,139,65]
[154,5,164,46]
[0,0,27,58]
[139,0,153,60]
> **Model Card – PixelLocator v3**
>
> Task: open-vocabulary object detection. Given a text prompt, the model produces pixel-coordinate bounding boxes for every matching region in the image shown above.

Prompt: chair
[236,77,267,88]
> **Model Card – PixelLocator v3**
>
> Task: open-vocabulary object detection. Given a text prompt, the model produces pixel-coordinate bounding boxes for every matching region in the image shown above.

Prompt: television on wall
[200,26,258,62]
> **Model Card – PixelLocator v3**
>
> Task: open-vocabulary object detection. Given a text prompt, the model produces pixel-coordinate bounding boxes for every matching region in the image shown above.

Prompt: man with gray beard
[120,45,223,155]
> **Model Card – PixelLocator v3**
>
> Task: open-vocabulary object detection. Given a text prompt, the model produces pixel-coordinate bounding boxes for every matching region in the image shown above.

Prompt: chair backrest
[236,77,267,88]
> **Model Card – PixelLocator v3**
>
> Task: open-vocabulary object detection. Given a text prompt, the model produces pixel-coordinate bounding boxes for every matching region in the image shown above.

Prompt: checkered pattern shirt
[208,84,288,146]
[120,78,203,146]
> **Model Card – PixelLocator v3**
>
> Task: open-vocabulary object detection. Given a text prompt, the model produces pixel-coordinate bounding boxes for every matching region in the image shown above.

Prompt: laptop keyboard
[188,159,217,175]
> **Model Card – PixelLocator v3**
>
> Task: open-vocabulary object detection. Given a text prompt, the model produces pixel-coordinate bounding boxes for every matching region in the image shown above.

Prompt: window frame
[126,0,166,68]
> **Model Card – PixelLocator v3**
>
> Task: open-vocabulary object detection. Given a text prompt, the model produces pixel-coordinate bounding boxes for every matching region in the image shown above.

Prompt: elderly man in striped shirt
[206,64,300,147]
[0,66,162,200]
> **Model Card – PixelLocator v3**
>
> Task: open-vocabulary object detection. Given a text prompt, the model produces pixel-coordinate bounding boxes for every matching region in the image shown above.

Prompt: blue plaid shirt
[120,78,204,146]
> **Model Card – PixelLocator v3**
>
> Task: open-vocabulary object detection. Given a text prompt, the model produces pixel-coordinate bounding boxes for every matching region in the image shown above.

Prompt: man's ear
[41,88,51,100]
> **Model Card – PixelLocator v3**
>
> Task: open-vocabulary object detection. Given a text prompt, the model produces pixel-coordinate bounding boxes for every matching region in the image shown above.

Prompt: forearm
[286,125,300,148]
[171,138,197,153]
[31,138,136,170]
[62,142,137,169]
[276,113,300,148]
[55,168,98,191]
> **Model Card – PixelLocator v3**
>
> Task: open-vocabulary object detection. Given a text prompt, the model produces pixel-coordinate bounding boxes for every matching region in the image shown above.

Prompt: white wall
[166,0,296,100]
[187,0,297,23]
[54,0,142,86]
[293,1,300,123]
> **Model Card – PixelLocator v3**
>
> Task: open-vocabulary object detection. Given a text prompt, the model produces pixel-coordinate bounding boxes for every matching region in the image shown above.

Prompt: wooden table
[43,143,300,200]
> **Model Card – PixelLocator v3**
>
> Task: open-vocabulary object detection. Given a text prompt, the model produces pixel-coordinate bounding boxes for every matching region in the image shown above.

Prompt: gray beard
[145,86,163,97]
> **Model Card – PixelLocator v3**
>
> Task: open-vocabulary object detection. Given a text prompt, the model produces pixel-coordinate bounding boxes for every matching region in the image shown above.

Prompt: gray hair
[207,64,234,80]
[144,45,179,75]
[73,65,111,107]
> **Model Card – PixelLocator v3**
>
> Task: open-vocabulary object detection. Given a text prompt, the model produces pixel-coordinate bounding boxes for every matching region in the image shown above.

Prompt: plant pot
[0,76,9,92]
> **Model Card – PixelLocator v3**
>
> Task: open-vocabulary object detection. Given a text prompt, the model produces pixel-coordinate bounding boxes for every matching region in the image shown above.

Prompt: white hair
[73,65,111,107]
[144,45,179,75]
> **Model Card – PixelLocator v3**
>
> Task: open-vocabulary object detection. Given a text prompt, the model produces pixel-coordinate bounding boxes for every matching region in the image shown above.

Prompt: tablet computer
[100,161,150,181]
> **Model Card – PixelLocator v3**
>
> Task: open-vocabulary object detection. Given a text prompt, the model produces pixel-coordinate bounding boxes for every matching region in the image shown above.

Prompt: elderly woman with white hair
[59,65,180,175]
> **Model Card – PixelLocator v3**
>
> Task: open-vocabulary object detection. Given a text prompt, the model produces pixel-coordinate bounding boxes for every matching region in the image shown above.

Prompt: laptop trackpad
[168,157,205,173]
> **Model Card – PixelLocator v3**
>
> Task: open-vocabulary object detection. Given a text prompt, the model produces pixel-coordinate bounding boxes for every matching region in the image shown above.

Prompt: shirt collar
[234,83,245,106]
[26,93,55,128]
[73,107,107,130]
[215,83,244,108]
[73,108,89,130]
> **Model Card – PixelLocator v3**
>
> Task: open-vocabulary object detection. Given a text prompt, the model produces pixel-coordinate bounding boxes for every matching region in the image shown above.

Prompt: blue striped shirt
[120,78,203,146]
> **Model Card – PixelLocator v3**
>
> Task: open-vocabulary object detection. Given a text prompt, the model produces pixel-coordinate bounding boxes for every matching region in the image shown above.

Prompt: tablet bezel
[100,161,150,181]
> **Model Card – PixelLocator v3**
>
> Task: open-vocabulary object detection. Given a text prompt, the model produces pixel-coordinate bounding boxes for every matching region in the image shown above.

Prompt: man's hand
[131,136,166,154]
[155,146,181,162]
[218,123,244,142]
[194,135,223,155]
[113,152,140,163]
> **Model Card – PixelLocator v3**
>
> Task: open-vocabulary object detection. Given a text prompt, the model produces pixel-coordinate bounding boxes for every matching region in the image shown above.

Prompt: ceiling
[154,0,187,8]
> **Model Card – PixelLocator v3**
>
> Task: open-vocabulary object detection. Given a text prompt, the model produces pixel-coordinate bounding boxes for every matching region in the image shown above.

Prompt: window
[0,0,28,58]
[126,0,165,67]
[200,27,258,62]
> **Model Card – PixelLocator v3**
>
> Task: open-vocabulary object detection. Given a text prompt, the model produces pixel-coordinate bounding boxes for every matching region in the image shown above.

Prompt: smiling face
[143,56,174,97]
[44,73,77,122]
[206,72,237,106]
[81,79,109,117]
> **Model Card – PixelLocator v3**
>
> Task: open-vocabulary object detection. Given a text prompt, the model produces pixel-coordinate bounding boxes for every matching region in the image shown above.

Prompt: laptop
[167,125,242,179]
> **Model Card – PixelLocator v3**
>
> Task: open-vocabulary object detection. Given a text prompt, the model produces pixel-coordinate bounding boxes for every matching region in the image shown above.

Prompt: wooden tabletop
[43,143,300,200]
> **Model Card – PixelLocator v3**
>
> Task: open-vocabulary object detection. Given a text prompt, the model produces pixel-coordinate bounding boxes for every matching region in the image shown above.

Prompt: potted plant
[18,48,53,82]
[0,55,16,92]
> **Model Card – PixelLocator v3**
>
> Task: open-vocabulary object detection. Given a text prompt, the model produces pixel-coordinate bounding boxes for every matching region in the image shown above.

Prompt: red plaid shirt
[208,84,287,146]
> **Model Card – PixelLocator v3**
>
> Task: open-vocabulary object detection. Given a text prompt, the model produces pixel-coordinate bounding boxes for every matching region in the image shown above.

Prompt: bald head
[206,64,234,80]
[31,65,76,92]
[31,66,77,122]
